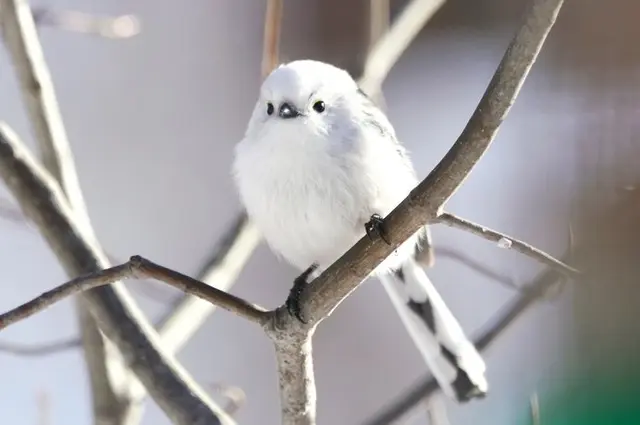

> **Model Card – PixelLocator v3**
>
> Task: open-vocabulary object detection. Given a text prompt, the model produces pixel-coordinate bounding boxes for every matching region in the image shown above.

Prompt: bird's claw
[285,264,318,324]
[365,213,391,245]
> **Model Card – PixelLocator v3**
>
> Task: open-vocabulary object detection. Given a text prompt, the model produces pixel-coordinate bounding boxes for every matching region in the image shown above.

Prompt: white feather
[232,59,488,401]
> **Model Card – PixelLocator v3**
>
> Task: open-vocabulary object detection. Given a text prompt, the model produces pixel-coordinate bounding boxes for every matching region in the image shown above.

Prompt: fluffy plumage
[232,59,488,401]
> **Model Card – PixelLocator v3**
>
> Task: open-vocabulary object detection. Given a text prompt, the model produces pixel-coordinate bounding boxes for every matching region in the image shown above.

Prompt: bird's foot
[286,263,318,323]
[365,213,391,245]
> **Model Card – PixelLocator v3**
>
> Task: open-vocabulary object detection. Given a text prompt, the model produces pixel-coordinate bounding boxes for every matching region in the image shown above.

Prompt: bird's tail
[377,258,488,402]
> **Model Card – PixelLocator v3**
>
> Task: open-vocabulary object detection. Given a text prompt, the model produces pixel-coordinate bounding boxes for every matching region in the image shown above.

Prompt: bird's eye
[312,101,325,113]
[266,102,274,115]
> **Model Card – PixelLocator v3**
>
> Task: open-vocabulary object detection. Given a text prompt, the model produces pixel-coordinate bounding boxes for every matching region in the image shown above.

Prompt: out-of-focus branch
[156,213,261,352]
[435,246,519,291]
[0,337,80,356]
[437,212,579,276]
[0,124,233,425]
[261,0,283,78]
[0,2,146,424]
[362,251,572,425]
[358,0,447,94]
[0,256,269,329]
[0,0,89,222]
[32,8,140,39]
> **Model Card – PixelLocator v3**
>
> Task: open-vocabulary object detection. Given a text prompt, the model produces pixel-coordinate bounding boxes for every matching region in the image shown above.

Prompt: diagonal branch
[0,123,234,425]
[358,0,447,94]
[0,256,269,330]
[0,2,148,424]
[296,0,567,326]
[437,212,579,276]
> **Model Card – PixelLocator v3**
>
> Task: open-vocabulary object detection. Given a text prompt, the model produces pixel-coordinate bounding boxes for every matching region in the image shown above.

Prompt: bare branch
[362,252,571,425]
[435,246,520,291]
[0,337,79,356]
[0,123,233,425]
[0,2,148,423]
[269,328,317,425]
[0,263,129,329]
[0,256,268,330]
[32,8,140,39]
[0,0,89,223]
[261,0,283,78]
[294,0,566,326]
[358,0,447,94]
[437,212,579,277]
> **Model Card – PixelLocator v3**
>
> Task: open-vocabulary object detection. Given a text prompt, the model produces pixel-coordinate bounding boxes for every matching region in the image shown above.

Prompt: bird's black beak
[278,102,301,119]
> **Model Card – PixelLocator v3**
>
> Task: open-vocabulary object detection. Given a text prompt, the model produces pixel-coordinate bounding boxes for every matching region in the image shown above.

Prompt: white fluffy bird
[232,59,488,401]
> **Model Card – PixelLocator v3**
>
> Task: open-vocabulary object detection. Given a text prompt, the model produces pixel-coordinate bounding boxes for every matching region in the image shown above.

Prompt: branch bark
[0,123,234,425]
[437,212,578,276]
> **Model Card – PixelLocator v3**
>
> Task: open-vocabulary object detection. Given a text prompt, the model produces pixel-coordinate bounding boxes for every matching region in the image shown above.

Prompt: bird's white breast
[234,129,370,271]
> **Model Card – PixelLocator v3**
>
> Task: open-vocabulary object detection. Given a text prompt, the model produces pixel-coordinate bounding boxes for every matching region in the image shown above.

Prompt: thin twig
[362,251,571,425]
[435,246,520,291]
[0,255,269,330]
[0,337,80,356]
[0,123,233,425]
[358,0,447,94]
[437,212,579,277]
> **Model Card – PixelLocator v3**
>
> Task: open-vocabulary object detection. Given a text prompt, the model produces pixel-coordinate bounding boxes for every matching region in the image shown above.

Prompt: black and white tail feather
[377,233,487,401]
[232,59,488,403]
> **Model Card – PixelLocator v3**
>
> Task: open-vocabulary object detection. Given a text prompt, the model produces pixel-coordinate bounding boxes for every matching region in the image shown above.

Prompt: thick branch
[294,0,566,326]
[437,212,578,276]
[362,252,571,425]
[0,124,233,425]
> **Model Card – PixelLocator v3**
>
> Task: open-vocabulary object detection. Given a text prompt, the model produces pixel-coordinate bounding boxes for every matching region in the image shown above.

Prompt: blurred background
[0,0,639,424]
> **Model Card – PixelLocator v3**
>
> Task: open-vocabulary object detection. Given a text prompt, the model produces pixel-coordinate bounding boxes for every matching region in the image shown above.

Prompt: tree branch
[295,0,566,326]
[437,212,578,276]
[0,123,234,425]
[0,256,269,330]
[0,337,80,356]
[0,2,148,424]
[435,246,520,291]
[361,251,571,425]
[358,0,447,94]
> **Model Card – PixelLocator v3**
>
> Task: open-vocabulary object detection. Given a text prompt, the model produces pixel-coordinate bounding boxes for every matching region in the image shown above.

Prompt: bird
[232,59,488,402]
